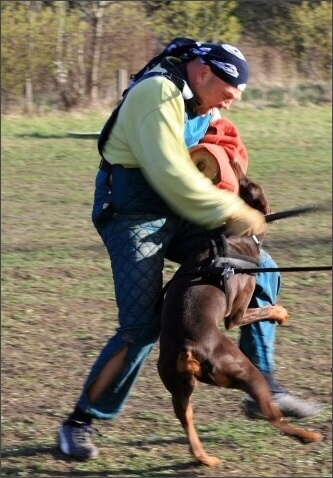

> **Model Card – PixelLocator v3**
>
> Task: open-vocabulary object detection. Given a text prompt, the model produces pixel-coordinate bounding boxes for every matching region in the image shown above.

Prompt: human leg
[240,249,322,418]
[58,213,178,457]
[239,249,281,387]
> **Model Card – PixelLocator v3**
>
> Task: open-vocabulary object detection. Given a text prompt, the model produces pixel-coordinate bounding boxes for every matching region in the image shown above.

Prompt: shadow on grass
[2,234,331,260]
[15,133,99,139]
[2,466,200,478]
[1,440,204,477]
[1,435,191,459]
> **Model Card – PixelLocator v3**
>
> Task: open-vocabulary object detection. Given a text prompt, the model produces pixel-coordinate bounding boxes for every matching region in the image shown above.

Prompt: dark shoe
[58,420,99,459]
[243,392,323,419]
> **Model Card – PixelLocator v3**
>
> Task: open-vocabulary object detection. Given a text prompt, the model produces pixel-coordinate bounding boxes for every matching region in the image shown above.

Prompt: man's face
[191,66,242,115]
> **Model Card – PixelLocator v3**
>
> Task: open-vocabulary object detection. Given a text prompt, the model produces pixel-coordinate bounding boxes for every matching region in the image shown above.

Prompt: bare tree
[24,1,40,114]
[53,1,87,109]
[90,1,109,104]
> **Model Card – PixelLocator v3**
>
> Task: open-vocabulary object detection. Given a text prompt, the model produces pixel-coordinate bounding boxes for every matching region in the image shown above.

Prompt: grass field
[1,105,332,477]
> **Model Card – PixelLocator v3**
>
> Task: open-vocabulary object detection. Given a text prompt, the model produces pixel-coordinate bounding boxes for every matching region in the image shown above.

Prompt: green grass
[1,105,332,477]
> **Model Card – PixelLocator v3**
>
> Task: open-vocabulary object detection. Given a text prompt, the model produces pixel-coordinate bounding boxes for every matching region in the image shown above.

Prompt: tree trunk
[90,1,108,104]
[24,1,35,115]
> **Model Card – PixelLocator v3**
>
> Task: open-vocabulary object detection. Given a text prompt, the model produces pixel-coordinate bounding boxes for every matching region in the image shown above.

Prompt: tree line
[1,0,332,113]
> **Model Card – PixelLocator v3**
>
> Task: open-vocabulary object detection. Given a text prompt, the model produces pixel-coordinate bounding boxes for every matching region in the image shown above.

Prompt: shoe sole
[243,408,264,420]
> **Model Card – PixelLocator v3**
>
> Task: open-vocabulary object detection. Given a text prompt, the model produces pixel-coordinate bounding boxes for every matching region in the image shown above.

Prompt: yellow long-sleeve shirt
[103,74,246,230]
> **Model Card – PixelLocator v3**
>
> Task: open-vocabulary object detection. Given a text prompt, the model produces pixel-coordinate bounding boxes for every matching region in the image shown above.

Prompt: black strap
[127,37,197,88]
[97,102,123,158]
[208,237,259,269]
[233,265,332,274]
[99,157,113,174]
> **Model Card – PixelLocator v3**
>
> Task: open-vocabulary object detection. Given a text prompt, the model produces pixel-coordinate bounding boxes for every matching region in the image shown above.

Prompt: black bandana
[164,39,248,91]
[188,42,248,92]
[130,38,248,92]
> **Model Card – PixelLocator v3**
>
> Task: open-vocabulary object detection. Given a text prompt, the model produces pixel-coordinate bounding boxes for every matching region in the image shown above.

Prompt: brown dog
[157,162,322,466]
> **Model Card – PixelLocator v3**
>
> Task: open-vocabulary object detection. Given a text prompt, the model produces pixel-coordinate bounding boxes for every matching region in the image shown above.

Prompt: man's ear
[198,64,212,82]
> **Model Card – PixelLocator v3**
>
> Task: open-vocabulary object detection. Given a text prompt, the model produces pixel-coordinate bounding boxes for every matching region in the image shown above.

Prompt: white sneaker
[243,393,323,419]
[58,420,99,459]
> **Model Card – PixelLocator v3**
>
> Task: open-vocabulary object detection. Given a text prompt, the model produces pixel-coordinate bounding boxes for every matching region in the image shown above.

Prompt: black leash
[258,204,332,273]
[163,265,332,295]
[165,205,332,286]
[265,204,330,223]
[231,265,332,274]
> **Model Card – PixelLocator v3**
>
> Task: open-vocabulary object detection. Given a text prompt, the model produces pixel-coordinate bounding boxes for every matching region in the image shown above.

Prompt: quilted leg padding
[76,214,180,419]
[103,214,176,344]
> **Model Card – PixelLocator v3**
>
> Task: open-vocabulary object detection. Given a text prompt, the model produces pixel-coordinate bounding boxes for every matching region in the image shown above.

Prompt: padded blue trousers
[76,166,280,419]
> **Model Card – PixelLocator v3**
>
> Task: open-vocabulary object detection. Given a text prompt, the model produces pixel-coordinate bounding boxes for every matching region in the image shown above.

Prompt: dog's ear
[237,172,270,215]
[230,159,246,182]
[240,181,271,215]
[230,159,271,214]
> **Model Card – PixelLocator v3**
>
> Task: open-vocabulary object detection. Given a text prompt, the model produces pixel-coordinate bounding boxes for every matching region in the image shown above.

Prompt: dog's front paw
[274,305,289,325]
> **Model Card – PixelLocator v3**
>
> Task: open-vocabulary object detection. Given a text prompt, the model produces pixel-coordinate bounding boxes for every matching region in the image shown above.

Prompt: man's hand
[226,203,267,237]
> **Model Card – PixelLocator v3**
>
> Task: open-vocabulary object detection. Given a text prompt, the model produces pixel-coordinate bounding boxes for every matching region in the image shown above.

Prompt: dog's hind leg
[208,338,323,444]
[246,373,323,443]
[171,381,221,467]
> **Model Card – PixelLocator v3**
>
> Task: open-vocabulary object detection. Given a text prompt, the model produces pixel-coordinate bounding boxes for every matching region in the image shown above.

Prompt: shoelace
[71,422,101,444]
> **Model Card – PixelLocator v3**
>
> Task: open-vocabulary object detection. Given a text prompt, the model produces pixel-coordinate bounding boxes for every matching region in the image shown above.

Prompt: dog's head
[230,160,271,216]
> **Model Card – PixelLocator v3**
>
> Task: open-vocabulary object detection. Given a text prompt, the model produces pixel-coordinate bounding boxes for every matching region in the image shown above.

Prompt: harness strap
[209,237,231,307]
[99,157,113,174]
[198,257,259,274]
[160,236,259,311]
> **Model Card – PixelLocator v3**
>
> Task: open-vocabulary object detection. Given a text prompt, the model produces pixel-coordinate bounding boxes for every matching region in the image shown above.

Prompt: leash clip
[222,266,235,276]
[252,235,261,245]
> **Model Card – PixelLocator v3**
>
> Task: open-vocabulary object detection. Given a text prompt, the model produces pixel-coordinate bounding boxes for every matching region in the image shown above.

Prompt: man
[58,40,321,459]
